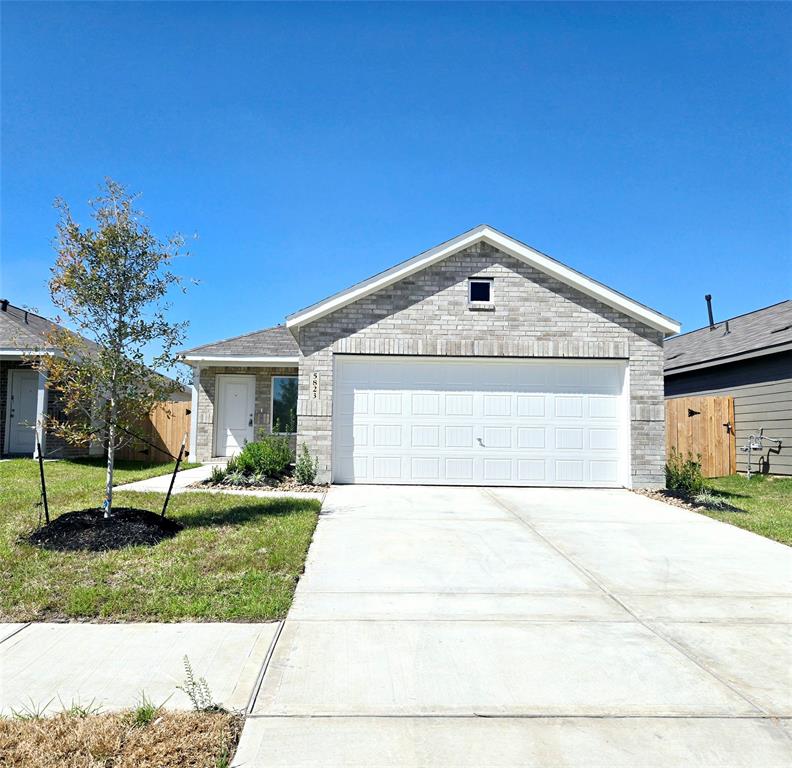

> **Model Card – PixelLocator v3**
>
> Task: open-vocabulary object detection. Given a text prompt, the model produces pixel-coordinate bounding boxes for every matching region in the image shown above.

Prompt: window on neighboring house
[271,376,298,433]
[469,278,493,303]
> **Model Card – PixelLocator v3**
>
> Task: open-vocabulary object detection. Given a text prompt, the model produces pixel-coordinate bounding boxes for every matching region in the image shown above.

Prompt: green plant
[60,696,102,718]
[126,691,168,727]
[294,443,318,485]
[178,656,222,712]
[665,448,705,496]
[10,698,53,720]
[222,470,248,486]
[225,454,239,473]
[209,464,226,484]
[236,434,293,478]
[693,489,726,509]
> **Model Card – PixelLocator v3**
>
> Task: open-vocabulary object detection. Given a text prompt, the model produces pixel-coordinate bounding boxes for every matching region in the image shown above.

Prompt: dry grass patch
[0,710,242,768]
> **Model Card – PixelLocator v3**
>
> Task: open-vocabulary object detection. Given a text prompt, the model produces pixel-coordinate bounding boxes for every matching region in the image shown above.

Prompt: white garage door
[332,356,630,487]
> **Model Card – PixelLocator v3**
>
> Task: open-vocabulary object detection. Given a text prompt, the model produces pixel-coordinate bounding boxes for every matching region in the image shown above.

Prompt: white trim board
[286,225,680,335]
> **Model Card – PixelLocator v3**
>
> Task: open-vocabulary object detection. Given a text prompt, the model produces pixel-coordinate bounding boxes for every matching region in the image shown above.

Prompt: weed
[178,656,223,712]
[126,691,168,727]
[10,698,53,720]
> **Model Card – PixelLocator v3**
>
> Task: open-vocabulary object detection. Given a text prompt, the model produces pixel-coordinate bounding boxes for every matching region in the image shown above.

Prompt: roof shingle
[181,324,299,358]
[664,300,792,374]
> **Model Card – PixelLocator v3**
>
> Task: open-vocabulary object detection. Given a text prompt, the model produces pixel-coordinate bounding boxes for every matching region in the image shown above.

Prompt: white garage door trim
[332,355,631,488]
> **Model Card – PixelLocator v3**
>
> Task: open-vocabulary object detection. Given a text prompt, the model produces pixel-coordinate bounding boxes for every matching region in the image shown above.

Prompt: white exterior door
[333,356,629,487]
[7,369,39,455]
[215,375,256,457]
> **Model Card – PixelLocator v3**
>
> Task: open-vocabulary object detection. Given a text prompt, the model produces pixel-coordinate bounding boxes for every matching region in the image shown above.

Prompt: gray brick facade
[195,365,298,461]
[294,241,666,487]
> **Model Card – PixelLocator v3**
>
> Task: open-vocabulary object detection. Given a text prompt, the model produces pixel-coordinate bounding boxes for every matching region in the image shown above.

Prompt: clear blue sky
[2,2,790,354]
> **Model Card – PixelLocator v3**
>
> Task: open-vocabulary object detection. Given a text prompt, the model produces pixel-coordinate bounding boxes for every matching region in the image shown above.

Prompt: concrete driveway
[236,486,792,767]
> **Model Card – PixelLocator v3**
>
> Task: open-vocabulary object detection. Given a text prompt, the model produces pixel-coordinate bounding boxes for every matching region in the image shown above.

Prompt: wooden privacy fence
[666,395,735,478]
[115,400,191,463]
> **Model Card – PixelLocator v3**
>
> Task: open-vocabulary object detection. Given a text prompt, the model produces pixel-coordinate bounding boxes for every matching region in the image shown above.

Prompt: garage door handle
[477,437,484,447]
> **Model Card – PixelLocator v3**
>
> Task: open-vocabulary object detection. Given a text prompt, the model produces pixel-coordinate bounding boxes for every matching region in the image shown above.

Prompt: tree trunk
[104,400,117,518]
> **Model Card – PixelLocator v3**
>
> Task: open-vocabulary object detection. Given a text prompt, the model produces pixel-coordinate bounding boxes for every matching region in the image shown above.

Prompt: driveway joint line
[245,712,789,721]
[483,489,774,720]
[0,622,31,646]
[245,620,285,716]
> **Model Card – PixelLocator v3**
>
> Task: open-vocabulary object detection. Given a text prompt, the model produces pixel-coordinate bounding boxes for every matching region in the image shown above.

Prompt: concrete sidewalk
[234,485,792,767]
[114,463,217,493]
[0,622,279,715]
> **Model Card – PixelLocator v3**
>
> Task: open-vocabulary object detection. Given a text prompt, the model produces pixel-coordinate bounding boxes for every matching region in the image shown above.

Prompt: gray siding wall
[195,365,298,461]
[295,241,666,487]
[665,351,792,476]
[1,360,90,459]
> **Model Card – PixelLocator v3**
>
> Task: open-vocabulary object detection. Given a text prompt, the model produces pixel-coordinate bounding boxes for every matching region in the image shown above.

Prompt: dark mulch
[24,508,183,552]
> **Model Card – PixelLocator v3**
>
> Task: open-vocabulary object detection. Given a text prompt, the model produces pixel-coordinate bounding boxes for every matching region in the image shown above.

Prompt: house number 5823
[311,372,320,400]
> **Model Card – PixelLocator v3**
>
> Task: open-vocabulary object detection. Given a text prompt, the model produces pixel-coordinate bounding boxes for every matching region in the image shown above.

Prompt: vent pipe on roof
[0,299,7,312]
[705,294,715,330]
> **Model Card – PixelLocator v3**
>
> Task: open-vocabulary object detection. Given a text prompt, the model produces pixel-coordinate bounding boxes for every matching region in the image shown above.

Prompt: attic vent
[770,324,792,334]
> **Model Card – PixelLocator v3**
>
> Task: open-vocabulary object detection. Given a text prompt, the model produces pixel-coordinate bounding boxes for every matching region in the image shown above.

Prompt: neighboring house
[182,225,679,488]
[665,300,792,476]
[0,299,97,458]
[0,299,189,459]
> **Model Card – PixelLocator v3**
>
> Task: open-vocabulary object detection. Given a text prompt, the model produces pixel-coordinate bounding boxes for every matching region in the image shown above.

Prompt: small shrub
[236,434,293,477]
[693,489,726,509]
[209,464,226,484]
[665,448,705,496]
[225,454,239,474]
[178,656,222,712]
[294,443,318,485]
[222,470,248,486]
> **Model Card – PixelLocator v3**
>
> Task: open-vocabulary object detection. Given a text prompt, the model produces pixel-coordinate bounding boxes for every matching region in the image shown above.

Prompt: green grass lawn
[702,474,792,546]
[0,459,320,622]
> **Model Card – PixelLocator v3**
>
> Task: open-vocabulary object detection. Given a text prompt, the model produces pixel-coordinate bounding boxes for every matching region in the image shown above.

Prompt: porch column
[34,370,48,458]
[189,364,200,461]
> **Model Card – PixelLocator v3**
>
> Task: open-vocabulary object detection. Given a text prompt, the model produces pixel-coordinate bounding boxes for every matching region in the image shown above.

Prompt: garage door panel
[333,357,627,487]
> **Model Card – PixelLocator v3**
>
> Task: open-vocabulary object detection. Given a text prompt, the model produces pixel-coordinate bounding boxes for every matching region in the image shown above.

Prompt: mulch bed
[25,508,183,552]
[194,477,328,494]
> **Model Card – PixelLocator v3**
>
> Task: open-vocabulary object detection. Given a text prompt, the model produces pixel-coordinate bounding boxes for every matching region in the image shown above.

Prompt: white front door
[7,369,39,455]
[215,375,256,457]
[333,356,630,487]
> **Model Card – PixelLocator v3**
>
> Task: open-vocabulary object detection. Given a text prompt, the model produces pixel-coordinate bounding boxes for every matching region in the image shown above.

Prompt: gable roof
[180,324,299,363]
[664,300,792,376]
[0,300,99,355]
[285,225,680,334]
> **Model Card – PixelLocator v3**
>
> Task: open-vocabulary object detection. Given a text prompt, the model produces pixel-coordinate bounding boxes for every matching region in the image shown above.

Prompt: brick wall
[195,365,299,461]
[295,241,665,487]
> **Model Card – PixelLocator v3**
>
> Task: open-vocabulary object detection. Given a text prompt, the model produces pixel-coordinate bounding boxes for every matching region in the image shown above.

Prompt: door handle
[248,415,253,427]
[477,437,484,447]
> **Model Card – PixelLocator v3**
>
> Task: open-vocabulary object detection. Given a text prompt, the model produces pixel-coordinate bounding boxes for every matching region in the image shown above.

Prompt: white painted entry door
[7,369,39,454]
[215,375,256,457]
[333,356,629,487]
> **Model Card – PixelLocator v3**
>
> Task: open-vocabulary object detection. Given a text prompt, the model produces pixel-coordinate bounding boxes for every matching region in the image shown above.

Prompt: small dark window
[272,376,298,433]
[469,279,492,303]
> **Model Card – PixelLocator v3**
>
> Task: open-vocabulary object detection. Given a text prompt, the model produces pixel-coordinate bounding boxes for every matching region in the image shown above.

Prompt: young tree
[38,179,188,516]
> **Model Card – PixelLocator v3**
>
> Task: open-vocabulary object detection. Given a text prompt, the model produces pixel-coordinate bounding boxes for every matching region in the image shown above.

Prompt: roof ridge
[667,299,791,341]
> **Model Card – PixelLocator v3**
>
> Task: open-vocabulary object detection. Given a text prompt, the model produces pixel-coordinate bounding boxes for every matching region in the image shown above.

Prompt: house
[665,299,791,476]
[182,225,680,488]
[0,299,97,458]
[1,299,189,459]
